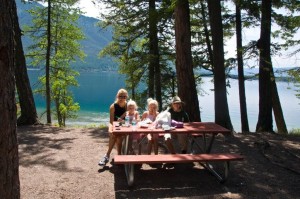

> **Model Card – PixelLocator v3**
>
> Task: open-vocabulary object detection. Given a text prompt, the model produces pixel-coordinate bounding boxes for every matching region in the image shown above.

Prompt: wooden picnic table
[112,122,243,186]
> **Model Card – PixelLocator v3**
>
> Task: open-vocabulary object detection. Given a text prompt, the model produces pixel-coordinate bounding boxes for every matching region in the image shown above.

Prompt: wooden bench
[114,153,244,185]
[114,153,244,164]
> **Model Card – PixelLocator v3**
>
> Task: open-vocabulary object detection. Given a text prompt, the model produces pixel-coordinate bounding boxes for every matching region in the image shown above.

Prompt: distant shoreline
[28,67,296,82]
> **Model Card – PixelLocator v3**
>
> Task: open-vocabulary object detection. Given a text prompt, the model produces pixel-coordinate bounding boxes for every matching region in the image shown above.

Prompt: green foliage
[52,68,80,126]
[24,0,85,126]
[97,0,177,108]
[288,128,300,136]
[239,0,300,66]
[17,0,115,71]
[288,67,300,103]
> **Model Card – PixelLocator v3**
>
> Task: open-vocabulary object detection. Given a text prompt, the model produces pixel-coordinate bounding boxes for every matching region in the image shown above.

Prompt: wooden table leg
[201,161,230,183]
[122,134,135,186]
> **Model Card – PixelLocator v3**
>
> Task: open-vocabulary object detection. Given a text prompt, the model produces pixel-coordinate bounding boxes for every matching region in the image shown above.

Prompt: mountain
[16,0,117,71]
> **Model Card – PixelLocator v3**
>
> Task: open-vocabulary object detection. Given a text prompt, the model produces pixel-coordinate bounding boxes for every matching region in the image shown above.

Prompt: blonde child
[141,98,159,155]
[119,99,140,123]
[118,99,142,154]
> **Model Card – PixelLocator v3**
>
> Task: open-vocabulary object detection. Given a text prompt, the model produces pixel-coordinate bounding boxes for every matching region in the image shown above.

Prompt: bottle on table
[125,115,129,126]
[132,117,137,131]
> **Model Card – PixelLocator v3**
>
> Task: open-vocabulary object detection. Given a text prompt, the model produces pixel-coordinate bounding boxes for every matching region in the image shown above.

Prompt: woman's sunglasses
[118,95,127,99]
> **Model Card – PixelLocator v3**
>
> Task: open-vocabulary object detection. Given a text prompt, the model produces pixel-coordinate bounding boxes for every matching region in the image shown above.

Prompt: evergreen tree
[207,0,233,130]
[98,0,176,109]
[174,0,201,122]
[235,0,250,132]
[25,0,85,126]
[13,0,40,126]
[0,0,20,197]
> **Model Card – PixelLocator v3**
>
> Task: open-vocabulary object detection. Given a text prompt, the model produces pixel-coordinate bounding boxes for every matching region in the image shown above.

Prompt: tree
[239,0,295,133]
[25,0,84,126]
[149,0,162,110]
[255,0,273,132]
[207,0,233,130]
[98,0,174,108]
[235,1,249,132]
[13,0,39,126]
[0,0,20,197]
[45,0,52,124]
[174,0,201,122]
[256,0,286,133]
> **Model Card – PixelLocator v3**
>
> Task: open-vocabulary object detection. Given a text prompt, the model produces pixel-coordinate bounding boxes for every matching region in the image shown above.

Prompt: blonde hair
[127,99,138,110]
[147,98,158,109]
[115,88,128,103]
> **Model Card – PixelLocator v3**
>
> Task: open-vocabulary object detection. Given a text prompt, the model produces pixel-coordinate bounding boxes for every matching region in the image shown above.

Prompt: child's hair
[127,99,138,110]
[147,98,158,109]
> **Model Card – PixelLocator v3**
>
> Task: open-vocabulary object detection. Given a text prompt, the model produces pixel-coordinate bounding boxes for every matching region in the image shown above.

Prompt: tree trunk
[256,0,273,132]
[148,0,155,100]
[46,0,52,124]
[13,0,39,126]
[200,1,214,69]
[271,69,288,134]
[174,0,201,122]
[0,0,20,197]
[207,0,233,130]
[236,2,249,132]
[149,0,162,110]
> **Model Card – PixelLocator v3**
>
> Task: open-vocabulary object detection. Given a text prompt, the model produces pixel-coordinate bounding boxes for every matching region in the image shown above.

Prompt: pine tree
[25,0,85,126]
[0,0,20,197]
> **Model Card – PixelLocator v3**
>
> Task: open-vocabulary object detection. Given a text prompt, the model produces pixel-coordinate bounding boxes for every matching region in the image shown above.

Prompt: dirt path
[18,125,300,198]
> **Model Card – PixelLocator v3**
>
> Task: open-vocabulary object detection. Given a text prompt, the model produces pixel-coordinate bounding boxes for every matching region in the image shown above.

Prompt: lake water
[28,69,300,132]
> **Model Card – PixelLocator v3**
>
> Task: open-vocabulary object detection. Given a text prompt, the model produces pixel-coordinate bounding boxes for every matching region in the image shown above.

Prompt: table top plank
[112,122,231,135]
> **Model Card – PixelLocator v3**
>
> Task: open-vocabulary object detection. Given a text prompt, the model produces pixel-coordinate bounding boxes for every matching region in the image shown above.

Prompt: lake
[28,69,300,132]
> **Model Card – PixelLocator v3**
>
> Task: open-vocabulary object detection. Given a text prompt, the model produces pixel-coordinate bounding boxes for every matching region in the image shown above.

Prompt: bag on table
[153,110,171,129]
[171,119,184,128]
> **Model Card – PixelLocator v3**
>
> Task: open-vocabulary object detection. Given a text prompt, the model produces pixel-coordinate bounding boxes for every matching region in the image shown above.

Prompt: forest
[1,0,300,198]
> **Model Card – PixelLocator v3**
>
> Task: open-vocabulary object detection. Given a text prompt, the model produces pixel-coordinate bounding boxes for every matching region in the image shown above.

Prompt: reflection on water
[29,70,300,131]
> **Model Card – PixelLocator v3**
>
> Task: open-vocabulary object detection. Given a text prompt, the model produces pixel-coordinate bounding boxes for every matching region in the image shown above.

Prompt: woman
[98,88,128,166]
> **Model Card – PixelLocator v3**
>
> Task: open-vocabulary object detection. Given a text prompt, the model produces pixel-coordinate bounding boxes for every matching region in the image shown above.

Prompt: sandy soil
[18,125,300,199]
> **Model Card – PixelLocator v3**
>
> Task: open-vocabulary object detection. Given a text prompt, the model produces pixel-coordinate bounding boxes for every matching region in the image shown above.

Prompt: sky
[76,0,300,68]
[75,1,104,19]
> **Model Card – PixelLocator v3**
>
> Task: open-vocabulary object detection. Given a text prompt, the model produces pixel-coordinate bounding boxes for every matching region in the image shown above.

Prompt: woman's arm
[119,112,127,120]
[109,104,115,124]
[108,104,115,133]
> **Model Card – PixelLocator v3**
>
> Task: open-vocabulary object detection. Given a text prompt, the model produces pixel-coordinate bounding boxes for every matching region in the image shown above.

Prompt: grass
[52,123,108,129]
[289,128,300,136]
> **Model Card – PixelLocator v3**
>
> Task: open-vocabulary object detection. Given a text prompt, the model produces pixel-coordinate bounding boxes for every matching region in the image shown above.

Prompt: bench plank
[114,153,244,164]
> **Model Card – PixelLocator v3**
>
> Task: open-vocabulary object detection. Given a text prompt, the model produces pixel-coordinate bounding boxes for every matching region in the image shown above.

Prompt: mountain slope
[16,0,116,71]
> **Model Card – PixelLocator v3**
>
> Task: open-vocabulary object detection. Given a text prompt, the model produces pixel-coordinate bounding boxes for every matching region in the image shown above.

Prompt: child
[119,99,141,154]
[141,98,159,155]
[119,99,140,123]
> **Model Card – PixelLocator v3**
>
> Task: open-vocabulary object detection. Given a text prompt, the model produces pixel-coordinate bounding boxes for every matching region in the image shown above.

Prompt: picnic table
[112,122,244,186]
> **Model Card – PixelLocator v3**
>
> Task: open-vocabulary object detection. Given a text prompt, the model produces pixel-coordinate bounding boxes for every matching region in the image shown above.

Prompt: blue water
[198,77,300,132]
[28,69,300,132]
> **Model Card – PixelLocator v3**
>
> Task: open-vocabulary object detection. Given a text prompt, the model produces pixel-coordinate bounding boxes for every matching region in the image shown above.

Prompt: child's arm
[141,111,147,121]
[135,111,141,122]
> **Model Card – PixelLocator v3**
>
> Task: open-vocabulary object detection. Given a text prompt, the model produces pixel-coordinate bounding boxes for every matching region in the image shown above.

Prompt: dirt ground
[18,125,300,199]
